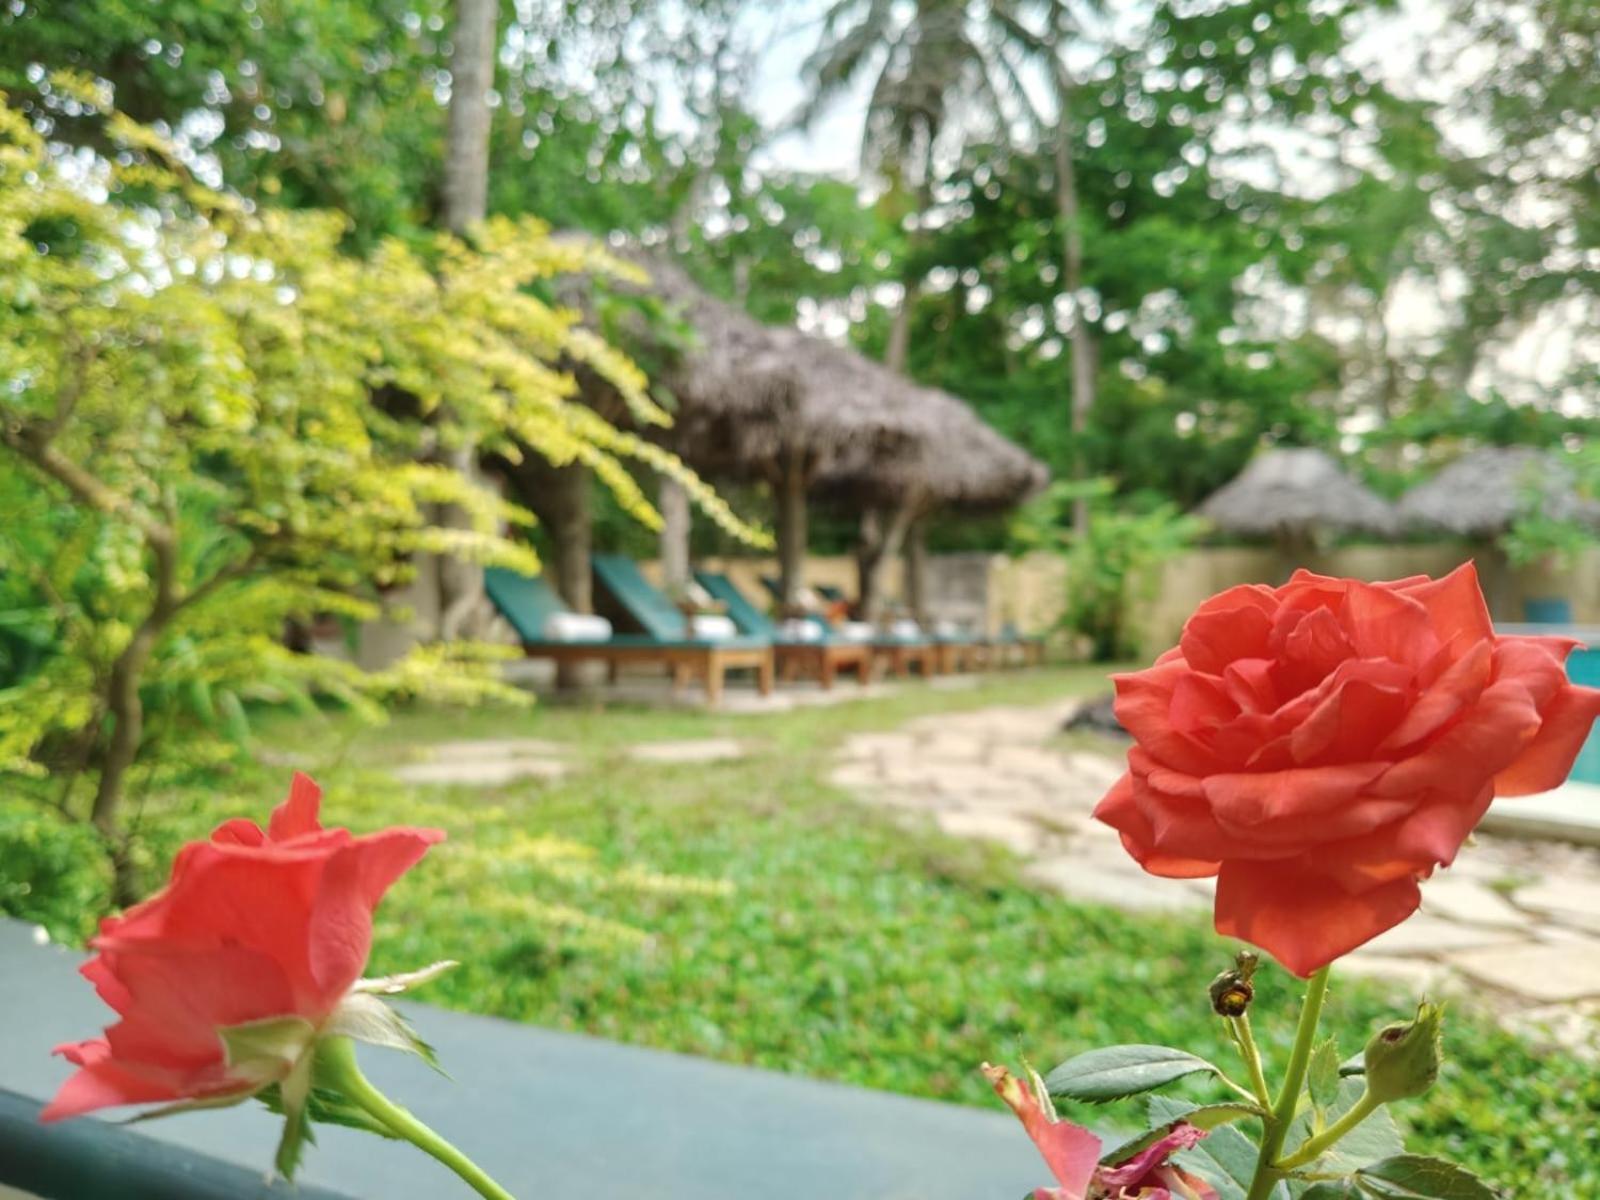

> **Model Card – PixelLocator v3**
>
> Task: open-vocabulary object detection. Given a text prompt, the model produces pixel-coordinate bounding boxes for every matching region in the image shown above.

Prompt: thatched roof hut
[564,249,923,473]
[552,242,950,604]
[815,385,1048,514]
[552,240,1047,610]
[1398,445,1600,536]
[1196,447,1399,539]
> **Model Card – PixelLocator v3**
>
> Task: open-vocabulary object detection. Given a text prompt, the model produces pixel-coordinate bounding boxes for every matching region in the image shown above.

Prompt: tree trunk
[92,530,180,906]
[885,282,915,373]
[857,501,920,623]
[442,0,497,234]
[776,449,808,607]
[659,474,691,593]
[434,0,500,639]
[903,517,928,623]
[549,465,592,615]
[501,454,592,687]
[1053,77,1096,536]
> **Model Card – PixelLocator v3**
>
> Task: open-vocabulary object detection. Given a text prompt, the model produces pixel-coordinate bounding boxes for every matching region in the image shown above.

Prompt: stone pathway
[628,738,746,764]
[831,700,1600,1050]
[391,737,572,786]
[391,735,751,785]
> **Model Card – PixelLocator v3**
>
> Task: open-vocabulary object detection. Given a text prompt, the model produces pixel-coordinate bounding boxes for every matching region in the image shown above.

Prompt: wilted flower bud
[1363,1002,1444,1103]
[1209,971,1254,1017]
[1208,950,1259,1017]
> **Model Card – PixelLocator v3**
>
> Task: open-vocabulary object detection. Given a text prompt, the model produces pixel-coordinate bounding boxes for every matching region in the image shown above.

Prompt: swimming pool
[1568,644,1600,785]
[1501,625,1600,785]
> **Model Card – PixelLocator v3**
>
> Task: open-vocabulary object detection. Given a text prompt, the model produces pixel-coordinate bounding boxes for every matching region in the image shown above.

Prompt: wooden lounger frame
[518,642,774,707]
[775,641,875,688]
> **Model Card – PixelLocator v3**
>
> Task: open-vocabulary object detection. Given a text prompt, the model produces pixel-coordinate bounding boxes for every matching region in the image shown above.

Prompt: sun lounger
[590,555,775,704]
[485,566,772,707]
[694,571,873,689]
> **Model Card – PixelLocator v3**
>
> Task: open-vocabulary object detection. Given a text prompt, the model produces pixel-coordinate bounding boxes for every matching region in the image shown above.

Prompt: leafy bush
[0,799,110,944]
[1013,480,1206,660]
[1502,444,1600,568]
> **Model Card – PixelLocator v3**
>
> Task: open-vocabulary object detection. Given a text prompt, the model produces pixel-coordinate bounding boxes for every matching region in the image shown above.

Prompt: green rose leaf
[1355,1155,1499,1199]
[1300,1184,1362,1199]
[1046,1045,1223,1104]
[1308,1038,1342,1109]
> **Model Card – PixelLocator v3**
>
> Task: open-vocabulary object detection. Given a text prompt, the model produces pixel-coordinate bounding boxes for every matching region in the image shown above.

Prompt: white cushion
[690,613,738,640]
[890,618,923,641]
[838,621,875,643]
[779,618,824,643]
[933,618,961,638]
[683,580,716,608]
[541,612,613,642]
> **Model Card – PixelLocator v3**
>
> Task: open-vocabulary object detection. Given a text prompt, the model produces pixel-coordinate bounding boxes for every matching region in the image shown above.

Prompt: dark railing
[0,1090,355,1200]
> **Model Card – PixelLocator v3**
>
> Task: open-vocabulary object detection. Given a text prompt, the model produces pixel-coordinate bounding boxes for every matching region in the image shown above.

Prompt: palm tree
[800,1,1102,541]
[985,0,1103,532]
[798,0,1000,370]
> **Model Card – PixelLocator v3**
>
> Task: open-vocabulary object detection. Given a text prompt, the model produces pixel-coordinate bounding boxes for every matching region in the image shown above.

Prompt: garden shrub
[0,799,110,944]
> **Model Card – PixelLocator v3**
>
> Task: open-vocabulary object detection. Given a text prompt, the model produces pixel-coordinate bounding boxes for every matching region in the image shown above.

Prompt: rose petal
[1496,683,1600,796]
[306,827,445,1006]
[1202,762,1388,826]
[41,1048,185,1122]
[1098,1123,1207,1187]
[984,1065,1101,1199]
[1272,606,1356,697]
[1340,581,1440,671]
[1096,777,1221,877]
[1290,675,1412,765]
[268,772,324,841]
[1396,563,1493,657]
[1380,640,1492,752]
[1372,678,1542,797]
[1179,588,1278,675]
[1215,861,1422,977]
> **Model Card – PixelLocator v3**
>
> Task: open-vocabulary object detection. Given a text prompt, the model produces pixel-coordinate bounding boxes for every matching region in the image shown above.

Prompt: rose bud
[1363,1002,1444,1103]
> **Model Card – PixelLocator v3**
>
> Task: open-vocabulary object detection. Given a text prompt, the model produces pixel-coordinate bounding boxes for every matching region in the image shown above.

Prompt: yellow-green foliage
[0,79,762,817]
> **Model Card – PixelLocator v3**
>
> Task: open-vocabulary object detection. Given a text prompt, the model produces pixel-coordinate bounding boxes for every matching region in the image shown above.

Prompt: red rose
[1095,564,1600,976]
[43,773,444,1121]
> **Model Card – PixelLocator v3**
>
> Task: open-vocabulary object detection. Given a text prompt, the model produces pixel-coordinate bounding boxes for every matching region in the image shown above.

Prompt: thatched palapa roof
[1397,445,1600,536]
[569,247,925,479]
[815,384,1049,513]
[560,236,1047,509]
[1197,447,1399,537]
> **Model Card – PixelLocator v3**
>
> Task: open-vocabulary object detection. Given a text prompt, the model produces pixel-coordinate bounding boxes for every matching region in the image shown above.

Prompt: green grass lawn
[11,667,1597,1191]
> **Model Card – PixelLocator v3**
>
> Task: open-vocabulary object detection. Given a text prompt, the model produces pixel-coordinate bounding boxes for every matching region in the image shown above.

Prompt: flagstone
[628,738,746,764]
[1448,942,1600,1003]
[1420,877,1530,929]
[392,758,568,786]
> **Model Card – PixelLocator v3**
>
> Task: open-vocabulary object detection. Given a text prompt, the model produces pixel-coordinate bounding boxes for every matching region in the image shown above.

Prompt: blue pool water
[1570,646,1600,785]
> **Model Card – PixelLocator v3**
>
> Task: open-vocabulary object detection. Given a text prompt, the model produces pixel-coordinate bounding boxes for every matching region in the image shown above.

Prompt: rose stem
[1275,1088,1383,1171]
[1243,966,1332,1200]
[317,1036,517,1200]
[1228,1013,1274,1109]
